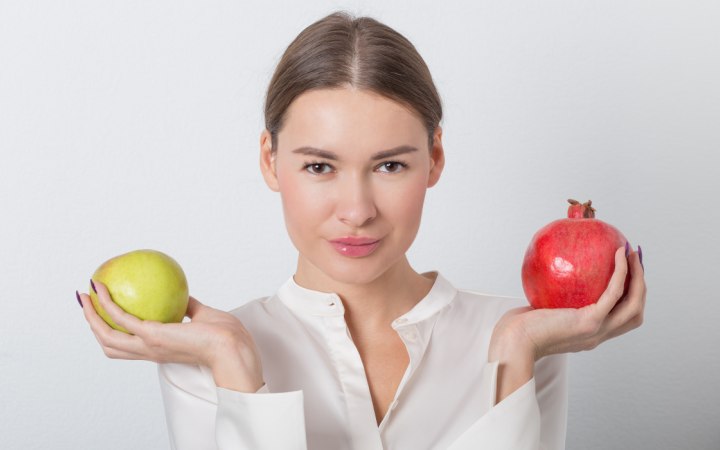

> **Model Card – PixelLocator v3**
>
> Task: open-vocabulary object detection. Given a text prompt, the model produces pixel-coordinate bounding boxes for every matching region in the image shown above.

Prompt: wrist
[488,319,538,361]
[211,358,264,393]
[207,337,264,393]
[488,327,536,404]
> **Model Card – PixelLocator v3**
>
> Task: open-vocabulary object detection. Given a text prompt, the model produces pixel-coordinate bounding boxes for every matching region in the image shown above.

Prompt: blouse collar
[276,270,458,325]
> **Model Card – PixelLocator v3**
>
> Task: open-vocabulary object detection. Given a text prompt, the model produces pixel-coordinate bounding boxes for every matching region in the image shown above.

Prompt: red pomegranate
[521,199,630,309]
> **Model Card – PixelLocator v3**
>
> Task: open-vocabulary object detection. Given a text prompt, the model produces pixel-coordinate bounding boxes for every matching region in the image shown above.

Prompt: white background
[1,1,718,449]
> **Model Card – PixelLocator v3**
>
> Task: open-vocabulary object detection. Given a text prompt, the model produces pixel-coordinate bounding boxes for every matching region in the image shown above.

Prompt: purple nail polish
[90,279,97,293]
[76,290,83,308]
[625,241,630,258]
[638,245,644,270]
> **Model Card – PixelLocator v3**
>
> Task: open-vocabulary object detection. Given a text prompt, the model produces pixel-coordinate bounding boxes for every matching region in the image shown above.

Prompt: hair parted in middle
[264,11,443,152]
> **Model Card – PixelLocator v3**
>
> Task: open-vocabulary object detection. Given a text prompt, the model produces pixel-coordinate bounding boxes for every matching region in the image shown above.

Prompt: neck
[293,255,436,332]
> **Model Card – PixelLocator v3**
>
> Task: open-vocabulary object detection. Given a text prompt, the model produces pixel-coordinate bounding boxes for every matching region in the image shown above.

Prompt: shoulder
[225,295,278,324]
[223,293,302,344]
[428,271,527,321]
[450,287,528,319]
[431,286,528,343]
[227,294,276,317]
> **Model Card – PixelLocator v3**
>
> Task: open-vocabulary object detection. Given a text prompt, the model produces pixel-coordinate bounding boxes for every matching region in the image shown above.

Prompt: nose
[334,173,377,228]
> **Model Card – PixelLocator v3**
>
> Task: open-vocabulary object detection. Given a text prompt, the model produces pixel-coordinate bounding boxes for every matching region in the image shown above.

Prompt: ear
[427,126,445,188]
[259,129,280,192]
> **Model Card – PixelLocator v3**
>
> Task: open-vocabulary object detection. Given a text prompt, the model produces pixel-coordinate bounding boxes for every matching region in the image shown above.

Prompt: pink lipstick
[329,237,381,258]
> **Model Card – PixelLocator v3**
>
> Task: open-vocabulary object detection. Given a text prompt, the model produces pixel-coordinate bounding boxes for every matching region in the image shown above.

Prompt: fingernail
[625,241,630,258]
[76,290,83,308]
[638,245,644,270]
[90,279,97,293]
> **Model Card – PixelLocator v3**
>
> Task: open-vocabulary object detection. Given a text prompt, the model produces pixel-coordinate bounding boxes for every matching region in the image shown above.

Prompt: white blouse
[158,271,568,450]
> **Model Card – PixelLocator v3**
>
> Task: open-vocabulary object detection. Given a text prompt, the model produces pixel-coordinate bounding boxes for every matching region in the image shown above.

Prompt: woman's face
[260,88,444,287]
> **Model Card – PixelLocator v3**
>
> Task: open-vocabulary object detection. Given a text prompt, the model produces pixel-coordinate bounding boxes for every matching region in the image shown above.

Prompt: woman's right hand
[78,280,265,393]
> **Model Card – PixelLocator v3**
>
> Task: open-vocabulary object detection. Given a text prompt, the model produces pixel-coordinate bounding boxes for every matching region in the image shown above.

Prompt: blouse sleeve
[157,362,308,450]
[447,353,568,450]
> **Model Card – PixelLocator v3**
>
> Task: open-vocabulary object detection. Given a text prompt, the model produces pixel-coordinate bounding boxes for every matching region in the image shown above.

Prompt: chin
[318,252,405,286]
[326,267,385,286]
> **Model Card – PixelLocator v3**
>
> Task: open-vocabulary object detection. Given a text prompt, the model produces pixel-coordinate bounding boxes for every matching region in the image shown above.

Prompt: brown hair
[264,11,443,152]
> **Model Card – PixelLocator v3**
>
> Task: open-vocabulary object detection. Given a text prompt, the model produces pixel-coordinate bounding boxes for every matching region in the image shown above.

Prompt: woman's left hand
[488,245,646,401]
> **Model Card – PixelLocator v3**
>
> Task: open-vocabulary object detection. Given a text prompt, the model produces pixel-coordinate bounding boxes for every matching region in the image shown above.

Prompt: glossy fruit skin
[522,215,628,309]
[88,249,189,333]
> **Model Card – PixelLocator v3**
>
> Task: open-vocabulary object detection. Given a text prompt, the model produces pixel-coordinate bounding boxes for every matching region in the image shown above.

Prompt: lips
[329,236,382,258]
[329,236,380,246]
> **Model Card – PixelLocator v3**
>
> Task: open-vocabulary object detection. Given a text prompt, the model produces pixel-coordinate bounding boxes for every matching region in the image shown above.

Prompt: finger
[80,291,203,364]
[79,292,149,356]
[628,248,647,290]
[596,251,646,338]
[185,296,204,319]
[603,310,644,341]
[91,279,146,336]
[81,290,120,338]
[593,246,629,317]
[101,347,152,360]
[607,251,647,326]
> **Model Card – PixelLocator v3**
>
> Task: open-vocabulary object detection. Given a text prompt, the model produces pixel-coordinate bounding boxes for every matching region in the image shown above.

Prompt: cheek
[277,172,328,235]
[381,176,428,230]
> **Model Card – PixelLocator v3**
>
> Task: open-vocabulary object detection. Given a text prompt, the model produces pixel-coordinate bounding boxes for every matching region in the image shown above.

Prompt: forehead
[278,88,427,155]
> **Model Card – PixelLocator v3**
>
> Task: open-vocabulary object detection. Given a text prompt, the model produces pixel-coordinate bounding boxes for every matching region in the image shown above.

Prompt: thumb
[185,296,205,318]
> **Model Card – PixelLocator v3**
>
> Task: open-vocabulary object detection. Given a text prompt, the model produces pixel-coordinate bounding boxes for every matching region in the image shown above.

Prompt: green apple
[89,249,189,334]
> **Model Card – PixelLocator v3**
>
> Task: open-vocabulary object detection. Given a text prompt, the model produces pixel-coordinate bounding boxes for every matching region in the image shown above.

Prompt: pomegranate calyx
[567,198,596,219]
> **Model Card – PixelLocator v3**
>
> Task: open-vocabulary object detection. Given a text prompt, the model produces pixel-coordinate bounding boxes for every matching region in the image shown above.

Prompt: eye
[377,161,408,174]
[303,162,334,175]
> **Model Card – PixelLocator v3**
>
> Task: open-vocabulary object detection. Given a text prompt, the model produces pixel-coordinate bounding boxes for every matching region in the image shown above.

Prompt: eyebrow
[290,145,418,161]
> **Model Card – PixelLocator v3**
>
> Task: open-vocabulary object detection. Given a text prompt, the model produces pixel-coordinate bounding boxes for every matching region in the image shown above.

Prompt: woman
[78,11,646,450]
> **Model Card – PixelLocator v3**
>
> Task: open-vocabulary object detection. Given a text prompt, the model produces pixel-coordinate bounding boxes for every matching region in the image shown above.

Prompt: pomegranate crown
[567,199,596,218]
